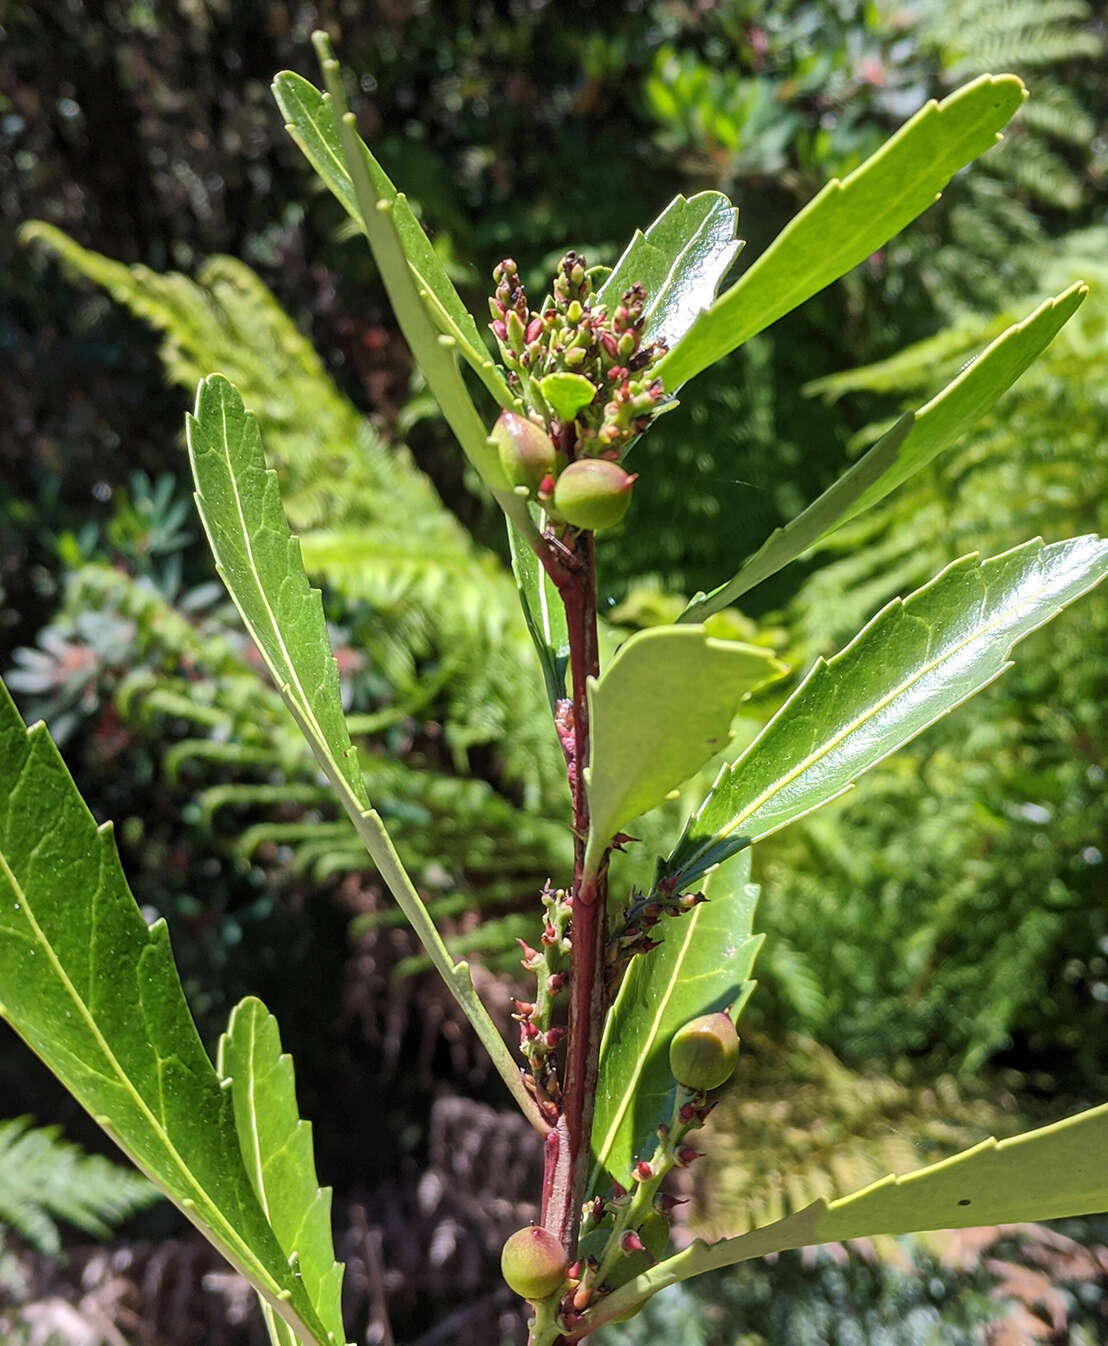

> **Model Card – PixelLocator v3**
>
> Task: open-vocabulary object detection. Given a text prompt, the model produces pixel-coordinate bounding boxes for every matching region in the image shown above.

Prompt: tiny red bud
[676,1146,703,1167]
[655,1194,688,1213]
[619,1230,645,1255]
[516,938,542,970]
[633,1160,654,1182]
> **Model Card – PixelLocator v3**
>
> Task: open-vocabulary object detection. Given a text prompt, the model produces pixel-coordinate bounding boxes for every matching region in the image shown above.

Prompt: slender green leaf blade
[682,283,1087,620]
[595,1100,1108,1327]
[508,518,569,709]
[596,192,741,353]
[218,998,347,1346]
[656,75,1026,389]
[588,850,761,1195]
[187,374,369,811]
[668,537,1108,887]
[584,627,785,873]
[0,680,333,1346]
[271,70,504,405]
[189,376,545,1134]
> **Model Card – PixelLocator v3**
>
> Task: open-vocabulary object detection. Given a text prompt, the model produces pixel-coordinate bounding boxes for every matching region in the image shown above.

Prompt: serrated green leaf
[682,283,1087,621]
[508,518,569,709]
[187,375,369,811]
[584,627,785,874]
[272,61,536,546]
[218,998,347,1346]
[0,680,334,1346]
[667,537,1108,887]
[271,69,508,412]
[537,372,599,422]
[656,75,1026,390]
[597,192,741,354]
[588,851,761,1195]
[594,1099,1108,1328]
[187,375,545,1134]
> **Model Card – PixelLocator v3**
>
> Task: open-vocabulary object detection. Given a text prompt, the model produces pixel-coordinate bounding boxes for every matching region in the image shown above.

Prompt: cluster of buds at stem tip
[487,253,670,532]
[515,881,573,1123]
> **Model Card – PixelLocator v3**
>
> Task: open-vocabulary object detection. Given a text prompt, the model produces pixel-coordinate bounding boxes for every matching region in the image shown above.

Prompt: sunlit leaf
[218,998,346,1346]
[667,537,1108,887]
[0,681,336,1346]
[508,518,569,709]
[682,283,1087,620]
[656,75,1026,389]
[597,192,741,354]
[584,626,785,873]
[588,850,761,1195]
[593,1099,1108,1328]
[187,375,544,1133]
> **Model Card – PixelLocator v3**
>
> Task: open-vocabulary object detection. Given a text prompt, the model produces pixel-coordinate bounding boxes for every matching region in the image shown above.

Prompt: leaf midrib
[590,907,702,1186]
[213,393,336,780]
[724,93,995,331]
[686,555,1055,867]
[0,829,278,1296]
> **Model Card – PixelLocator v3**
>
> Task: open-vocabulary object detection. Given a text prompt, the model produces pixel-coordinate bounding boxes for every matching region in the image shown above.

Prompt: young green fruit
[500,1225,568,1301]
[552,457,636,531]
[492,411,560,494]
[668,1011,739,1091]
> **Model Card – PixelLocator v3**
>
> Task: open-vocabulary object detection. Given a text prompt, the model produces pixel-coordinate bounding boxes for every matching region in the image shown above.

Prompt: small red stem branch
[536,530,608,1262]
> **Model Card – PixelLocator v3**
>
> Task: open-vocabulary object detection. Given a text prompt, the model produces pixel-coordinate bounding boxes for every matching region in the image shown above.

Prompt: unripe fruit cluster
[668,1012,740,1092]
[500,1225,568,1301]
[492,411,637,533]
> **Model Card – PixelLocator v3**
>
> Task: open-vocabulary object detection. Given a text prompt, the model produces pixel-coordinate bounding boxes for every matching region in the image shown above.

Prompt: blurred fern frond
[19,221,564,804]
[0,1117,160,1257]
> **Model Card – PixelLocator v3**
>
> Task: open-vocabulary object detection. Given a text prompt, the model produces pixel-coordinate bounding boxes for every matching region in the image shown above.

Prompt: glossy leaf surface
[656,75,1025,389]
[593,1100,1108,1329]
[188,376,543,1132]
[0,682,335,1346]
[588,850,761,1195]
[584,626,784,873]
[188,374,369,810]
[667,537,1108,887]
[597,192,741,353]
[681,282,1086,621]
[219,998,346,1346]
[273,59,536,546]
[272,69,505,410]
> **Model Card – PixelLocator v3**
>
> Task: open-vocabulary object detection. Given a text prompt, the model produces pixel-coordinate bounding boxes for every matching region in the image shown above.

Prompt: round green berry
[552,458,636,532]
[668,1012,739,1091]
[500,1225,568,1301]
[492,412,560,494]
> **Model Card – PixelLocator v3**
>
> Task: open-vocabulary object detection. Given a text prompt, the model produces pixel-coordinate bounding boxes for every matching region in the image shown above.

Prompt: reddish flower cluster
[488,253,669,457]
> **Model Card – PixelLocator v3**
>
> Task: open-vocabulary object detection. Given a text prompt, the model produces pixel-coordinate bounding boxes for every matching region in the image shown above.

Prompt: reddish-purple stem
[536,530,608,1264]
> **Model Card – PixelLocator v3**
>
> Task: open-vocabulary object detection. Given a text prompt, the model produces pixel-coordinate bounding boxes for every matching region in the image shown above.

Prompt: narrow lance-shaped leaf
[596,192,742,354]
[587,1100,1108,1333]
[680,283,1087,621]
[588,850,761,1196]
[218,998,347,1346]
[272,50,537,547]
[583,626,785,874]
[0,680,336,1346]
[666,536,1108,888]
[656,74,1026,390]
[270,66,511,415]
[187,374,546,1135]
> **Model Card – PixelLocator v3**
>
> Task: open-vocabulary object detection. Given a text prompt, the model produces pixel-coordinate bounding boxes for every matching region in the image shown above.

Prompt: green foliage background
[2,1,1107,1342]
